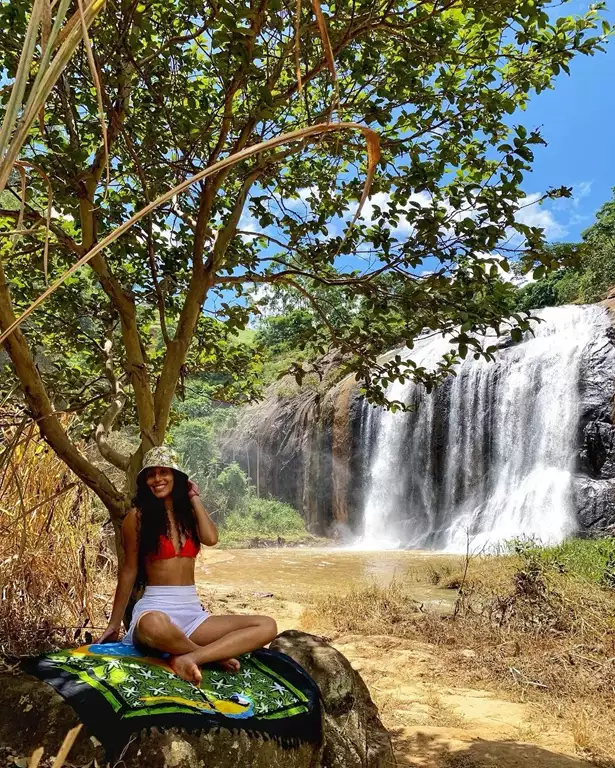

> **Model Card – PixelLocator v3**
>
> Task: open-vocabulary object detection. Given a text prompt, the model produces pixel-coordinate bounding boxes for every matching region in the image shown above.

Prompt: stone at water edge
[271,630,395,768]
[0,631,392,768]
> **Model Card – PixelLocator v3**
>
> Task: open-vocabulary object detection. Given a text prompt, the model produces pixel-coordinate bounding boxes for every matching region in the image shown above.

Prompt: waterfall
[357,305,612,553]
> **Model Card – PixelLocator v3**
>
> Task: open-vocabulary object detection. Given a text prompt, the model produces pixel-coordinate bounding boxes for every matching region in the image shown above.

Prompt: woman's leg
[135,610,199,655]
[171,614,278,682]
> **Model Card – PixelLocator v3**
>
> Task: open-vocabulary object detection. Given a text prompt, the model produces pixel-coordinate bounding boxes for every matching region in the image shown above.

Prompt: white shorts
[122,585,210,646]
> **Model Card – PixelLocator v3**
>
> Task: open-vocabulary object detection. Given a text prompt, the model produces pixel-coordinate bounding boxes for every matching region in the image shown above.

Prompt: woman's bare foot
[219,657,241,673]
[170,653,202,684]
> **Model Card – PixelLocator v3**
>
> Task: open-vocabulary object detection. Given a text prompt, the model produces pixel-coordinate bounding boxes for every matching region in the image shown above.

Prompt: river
[197,547,457,612]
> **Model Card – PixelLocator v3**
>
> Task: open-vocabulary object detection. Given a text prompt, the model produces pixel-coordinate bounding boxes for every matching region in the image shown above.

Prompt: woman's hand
[187,480,200,500]
[189,491,218,546]
[97,622,121,644]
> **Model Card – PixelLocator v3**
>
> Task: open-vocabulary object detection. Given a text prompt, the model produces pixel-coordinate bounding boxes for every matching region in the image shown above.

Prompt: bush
[214,463,249,513]
[171,408,309,538]
[514,268,582,311]
[508,536,615,587]
[255,310,315,357]
[219,497,307,545]
[170,411,249,521]
[171,418,220,482]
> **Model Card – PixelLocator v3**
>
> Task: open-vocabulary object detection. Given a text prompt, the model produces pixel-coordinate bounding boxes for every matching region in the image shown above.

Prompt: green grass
[508,536,615,586]
[231,328,257,346]
[218,496,317,547]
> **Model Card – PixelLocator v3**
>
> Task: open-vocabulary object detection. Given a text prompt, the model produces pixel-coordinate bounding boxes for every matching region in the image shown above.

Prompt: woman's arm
[188,482,218,546]
[97,509,139,642]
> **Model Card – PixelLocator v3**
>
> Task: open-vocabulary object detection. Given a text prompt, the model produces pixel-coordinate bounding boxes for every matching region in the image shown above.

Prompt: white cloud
[474,252,523,285]
[152,222,178,247]
[284,186,319,212]
[514,193,566,239]
[358,190,569,245]
[551,180,593,213]
[278,186,568,250]
[576,180,592,201]
[340,190,434,242]
[238,211,260,241]
[284,188,432,240]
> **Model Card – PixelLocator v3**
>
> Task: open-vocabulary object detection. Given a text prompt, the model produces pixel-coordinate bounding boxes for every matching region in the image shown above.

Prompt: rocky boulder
[271,631,394,768]
[0,631,393,768]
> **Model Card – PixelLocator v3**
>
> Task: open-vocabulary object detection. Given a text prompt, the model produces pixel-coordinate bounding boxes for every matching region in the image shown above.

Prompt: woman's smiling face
[145,466,175,500]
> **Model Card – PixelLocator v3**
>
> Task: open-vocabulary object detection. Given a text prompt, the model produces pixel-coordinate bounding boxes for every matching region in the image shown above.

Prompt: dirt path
[203,587,592,768]
[331,634,586,768]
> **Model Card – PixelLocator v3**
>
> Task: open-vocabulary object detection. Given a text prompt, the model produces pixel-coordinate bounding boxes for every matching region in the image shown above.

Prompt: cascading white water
[356,305,612,553]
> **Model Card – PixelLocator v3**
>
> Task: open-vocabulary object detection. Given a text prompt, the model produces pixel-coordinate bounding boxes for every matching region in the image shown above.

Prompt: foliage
[514,267,581,311]
[0,0,608,520]
[513,193,615,309]
[214,463,251,515]
[255,309,316,357]
[576,191,615,302]
[169,410,240,516]
[170,405,306,540]
[169,393,306,538]
[170,417,220,477]
[219,496,308,547]
[508,536,615,587]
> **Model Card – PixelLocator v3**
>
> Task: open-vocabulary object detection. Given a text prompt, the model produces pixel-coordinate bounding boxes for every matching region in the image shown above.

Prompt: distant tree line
[515,191,615,311]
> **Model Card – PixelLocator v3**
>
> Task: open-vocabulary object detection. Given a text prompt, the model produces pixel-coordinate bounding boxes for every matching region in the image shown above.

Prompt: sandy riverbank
[196,548,597,768]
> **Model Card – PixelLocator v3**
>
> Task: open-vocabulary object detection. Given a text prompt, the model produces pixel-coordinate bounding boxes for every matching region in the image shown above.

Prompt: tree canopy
[577,192,615,302]
[513,191,615,310]
[0,0,607,520]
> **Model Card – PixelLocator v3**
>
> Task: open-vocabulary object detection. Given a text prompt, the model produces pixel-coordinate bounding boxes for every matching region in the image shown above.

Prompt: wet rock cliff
[221,355,366,536]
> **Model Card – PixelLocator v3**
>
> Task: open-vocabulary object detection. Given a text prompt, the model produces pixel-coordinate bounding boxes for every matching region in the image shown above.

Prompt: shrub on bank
[507,536,615,587]
[218,497,308,546]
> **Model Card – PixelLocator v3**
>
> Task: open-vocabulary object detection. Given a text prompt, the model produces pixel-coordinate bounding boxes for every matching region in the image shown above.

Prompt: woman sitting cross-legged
[98,446,277,683]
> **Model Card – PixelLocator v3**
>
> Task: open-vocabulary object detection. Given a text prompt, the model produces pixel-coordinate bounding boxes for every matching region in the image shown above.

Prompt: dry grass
[302,579,427,635]
[0,418,110,657]
[404,557,466,587]
[307,551,615,766]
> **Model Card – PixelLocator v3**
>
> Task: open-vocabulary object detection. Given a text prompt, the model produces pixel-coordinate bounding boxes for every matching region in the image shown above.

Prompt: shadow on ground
[392,728,599,767]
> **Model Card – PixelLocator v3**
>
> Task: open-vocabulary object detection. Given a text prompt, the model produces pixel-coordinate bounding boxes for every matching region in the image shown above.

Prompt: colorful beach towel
[23,643,321,756]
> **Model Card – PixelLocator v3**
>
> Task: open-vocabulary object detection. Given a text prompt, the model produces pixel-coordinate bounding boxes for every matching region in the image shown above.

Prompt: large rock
[271,631,394,768]
[0,631,393,768]
[573,476,615,534]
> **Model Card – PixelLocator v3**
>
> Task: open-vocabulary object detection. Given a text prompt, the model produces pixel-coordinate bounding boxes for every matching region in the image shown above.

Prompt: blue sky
[519,3,615,243]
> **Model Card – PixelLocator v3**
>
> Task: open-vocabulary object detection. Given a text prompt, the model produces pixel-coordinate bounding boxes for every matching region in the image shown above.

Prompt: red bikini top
[149,534,200,562]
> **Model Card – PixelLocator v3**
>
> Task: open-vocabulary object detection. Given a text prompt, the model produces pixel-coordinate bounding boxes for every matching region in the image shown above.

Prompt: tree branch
[121,126,170,345]
[0,260,126,519]
[75,57,157,449]
[95,337,130,471]
[136,20,211,68]
[0,197,84,256]
[153,165,264,436]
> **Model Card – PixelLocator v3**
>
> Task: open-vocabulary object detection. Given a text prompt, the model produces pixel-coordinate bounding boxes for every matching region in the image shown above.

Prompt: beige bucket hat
[138,446,188,479]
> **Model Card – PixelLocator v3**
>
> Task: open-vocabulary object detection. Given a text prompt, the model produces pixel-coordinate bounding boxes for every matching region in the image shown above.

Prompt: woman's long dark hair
[133,469,199,587]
